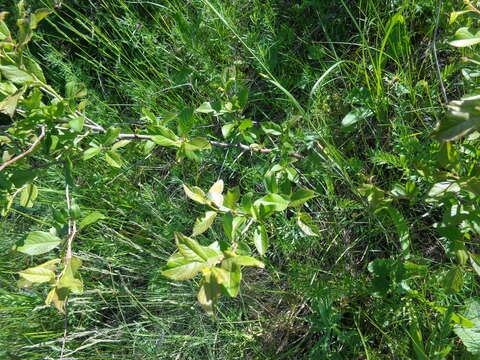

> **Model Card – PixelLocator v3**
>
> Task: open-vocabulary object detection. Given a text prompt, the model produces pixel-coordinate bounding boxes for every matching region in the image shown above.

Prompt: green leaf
[442,266,464,293]
[260,121,282,135]
[82,146,102,160]
[177,106,194,136]
[342,107,373,127]
[16,231,62,255]
[221,122,236,138]
[192,211,217,236]
[103,127,121,145]
[65,81,87,98]
[162,256,205,281]
[196,102,215,113]
[449,27,480,48]
[24,57,46,83]
[11,169,37,187]
[253,224,268,256]
[111,140,131,151]
[58,275,83,294]
[222,255,265,268]
[0,87,25,117]
[254,193,289,216]
[175,232,222,263]
[197,270,221,315]
[289,188,316,207]
[470,254,480,277]
[151,135,180,147]
[79,211,106,229]
[19,183,38,208]
[0,65,33,84]
[450,10,473,25]
[454,299,480,354]
[45,287,66,313]
[69,116,84,132]
[0,13,11,41]
[435,95,480,141]
[183,184,207,204]
[157,125,178,140]
[185,137,211,151]
[104,151,123,168]
[212,266,241,297]
[224,187,240,209]
[297,212,320,236]
[428,180,461,198]
[18,267,55,283]
[29,8,52,29]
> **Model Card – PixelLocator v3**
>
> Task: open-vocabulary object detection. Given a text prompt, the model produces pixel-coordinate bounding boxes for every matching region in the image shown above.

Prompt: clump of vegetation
[1,0,480,358]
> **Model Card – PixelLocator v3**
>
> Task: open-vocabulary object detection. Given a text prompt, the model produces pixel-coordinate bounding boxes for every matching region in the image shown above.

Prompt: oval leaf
[16,231,62,255]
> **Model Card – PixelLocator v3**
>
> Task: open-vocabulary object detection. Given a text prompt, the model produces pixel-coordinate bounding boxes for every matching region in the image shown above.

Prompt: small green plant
[1,3,315,315]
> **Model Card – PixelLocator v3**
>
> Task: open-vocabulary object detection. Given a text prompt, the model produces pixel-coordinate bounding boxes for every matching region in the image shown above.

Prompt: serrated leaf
[450,10,473,25]
[16,231,62,255]
[162,261,205,280]
[79,211,106,229]
[253,224,268,256]
[192,211,217,236]
[24,57,46,83]
[103,127,121,145]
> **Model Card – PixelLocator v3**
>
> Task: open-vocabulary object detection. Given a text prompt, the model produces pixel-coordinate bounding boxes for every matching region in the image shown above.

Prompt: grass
[1,0,480,359]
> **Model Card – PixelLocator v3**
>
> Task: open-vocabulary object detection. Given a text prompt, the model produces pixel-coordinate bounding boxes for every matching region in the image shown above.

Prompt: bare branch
[0,126,46,172]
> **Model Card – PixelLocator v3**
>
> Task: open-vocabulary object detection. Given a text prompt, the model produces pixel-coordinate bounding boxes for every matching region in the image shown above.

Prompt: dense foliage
[1,0,480,358]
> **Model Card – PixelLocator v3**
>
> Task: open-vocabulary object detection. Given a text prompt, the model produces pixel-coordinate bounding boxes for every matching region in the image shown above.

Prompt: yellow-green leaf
[183,184,207,204]
[16,231,62,255]
[79,211,106,229]
[18,267,55,283]
[19,183,38,207]
[192,211,217,236]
